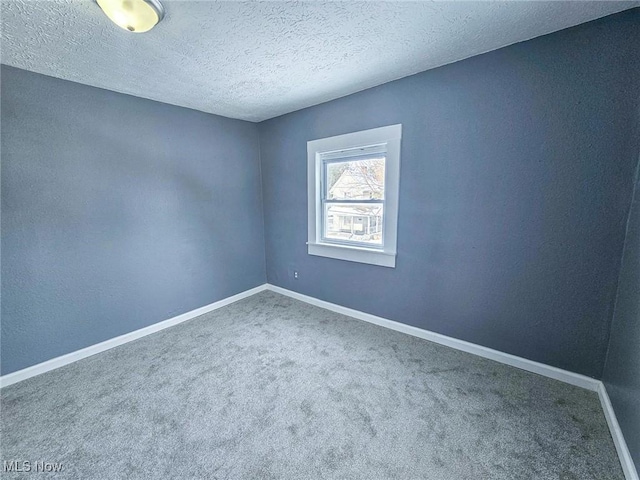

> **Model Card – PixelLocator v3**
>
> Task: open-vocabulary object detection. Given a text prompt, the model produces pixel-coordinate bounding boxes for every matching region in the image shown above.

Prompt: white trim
[307,125,401,268]
[598,383,639,480]
[307,242,396,267]
[307,124,402,153]
[0,284,268,389]
[266,284,599,390]
[1,283,636,477]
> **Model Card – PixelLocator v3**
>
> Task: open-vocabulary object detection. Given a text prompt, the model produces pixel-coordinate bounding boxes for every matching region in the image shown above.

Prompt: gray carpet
[1,291,623,479]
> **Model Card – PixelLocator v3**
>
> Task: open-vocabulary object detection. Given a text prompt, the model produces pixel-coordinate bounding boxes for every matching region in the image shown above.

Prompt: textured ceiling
[1,1,637,122]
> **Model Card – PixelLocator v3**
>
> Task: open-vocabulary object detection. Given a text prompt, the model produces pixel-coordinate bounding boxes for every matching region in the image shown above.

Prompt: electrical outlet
[287,265,299,280]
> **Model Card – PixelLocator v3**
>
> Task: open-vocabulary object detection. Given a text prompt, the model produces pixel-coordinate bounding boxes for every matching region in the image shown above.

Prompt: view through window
[322,156,385,247]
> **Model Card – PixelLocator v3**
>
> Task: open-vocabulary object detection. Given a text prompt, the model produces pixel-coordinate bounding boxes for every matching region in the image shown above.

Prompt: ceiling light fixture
[96,0,164,33]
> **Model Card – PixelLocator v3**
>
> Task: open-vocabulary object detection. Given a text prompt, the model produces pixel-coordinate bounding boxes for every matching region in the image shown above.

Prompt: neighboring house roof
[328,160,384,201]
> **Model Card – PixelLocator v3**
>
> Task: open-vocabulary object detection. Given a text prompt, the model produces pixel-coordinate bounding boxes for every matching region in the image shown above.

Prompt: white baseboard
[0,282,602,393]
[266,284,600,391]
[267,284,638,479]
[2,282,636,479]
[598,383,640,480]
[0,284,268,389]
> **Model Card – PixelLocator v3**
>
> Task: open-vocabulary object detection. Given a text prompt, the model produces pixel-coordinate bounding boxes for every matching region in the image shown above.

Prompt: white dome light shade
[96,0,164,33]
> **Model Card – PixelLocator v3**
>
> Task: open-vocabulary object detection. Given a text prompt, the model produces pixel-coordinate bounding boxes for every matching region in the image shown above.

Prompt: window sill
[307,242,396,268]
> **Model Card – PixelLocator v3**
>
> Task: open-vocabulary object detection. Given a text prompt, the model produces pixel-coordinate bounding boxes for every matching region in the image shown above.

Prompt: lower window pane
[324,203,384,246]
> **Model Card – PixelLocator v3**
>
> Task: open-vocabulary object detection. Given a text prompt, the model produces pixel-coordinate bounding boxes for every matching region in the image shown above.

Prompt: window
[307,124,401,268]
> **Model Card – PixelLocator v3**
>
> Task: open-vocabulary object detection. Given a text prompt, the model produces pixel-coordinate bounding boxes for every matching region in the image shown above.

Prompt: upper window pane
[325,157,385,201]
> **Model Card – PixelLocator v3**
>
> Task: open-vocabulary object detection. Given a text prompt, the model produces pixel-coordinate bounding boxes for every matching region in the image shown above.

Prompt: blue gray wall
[259,9,640,378]
[2,10,639,384]
[603,159,640,473]
[0,65,266,375]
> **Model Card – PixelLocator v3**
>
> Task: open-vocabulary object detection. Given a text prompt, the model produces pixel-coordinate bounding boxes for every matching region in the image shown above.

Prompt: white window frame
[307,124,401,268]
